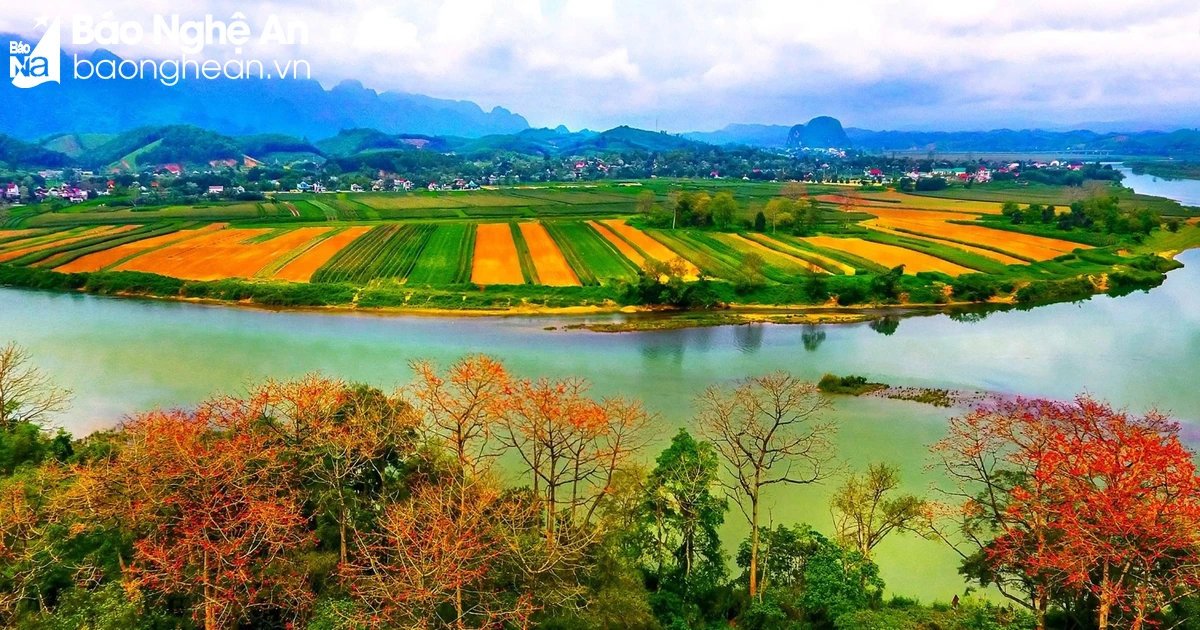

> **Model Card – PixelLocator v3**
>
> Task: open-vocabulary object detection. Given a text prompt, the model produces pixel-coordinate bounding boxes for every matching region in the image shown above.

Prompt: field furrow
[599,219,701,278]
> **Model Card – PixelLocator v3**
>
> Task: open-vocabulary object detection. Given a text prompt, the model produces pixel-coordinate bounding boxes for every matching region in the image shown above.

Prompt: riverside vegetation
[3,344,1200,630]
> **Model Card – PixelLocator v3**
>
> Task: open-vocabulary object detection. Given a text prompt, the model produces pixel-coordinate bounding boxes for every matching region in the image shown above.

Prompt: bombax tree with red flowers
[930,396,1200,630]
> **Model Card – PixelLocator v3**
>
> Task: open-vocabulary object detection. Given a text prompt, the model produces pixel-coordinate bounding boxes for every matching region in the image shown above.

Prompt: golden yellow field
[471,223,525,285]
[600,219,701,277]
[519,222,579,286]
[743,233,856,275]
[863,223,1027,265]
[851,206,1086,262]
[54,224,228,273]
[804,236,974,276]
[115,227,332,281]
[272,227,372,283]
[0,226,134,263]
[728,234,828,274]
[589,221,646,268]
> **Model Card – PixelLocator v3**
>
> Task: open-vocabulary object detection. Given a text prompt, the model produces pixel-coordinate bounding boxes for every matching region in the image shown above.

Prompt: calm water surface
[2,248,1199,602]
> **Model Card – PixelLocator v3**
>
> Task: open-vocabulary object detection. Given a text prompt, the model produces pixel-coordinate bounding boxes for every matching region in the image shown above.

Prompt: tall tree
[696,373,837,599]
[642,429,727,586]
[96,402,313,630]
[342,474,536,630]
[710,192,739,229]
[409,355,511,477]
[256,376,418,565]
[931,396,1200,630]
[830,462,925,561]
[0,342,71,431]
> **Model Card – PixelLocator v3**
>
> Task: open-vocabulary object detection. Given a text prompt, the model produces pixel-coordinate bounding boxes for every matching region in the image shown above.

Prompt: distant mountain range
[0,123,722,171]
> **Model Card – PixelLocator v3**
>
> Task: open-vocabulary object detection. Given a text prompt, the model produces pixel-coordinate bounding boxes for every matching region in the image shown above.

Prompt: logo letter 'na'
[12,19,60,89]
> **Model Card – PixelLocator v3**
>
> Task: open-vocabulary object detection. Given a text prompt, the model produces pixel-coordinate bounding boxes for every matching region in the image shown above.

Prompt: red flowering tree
[97,400,314,630]
[341,475,535,630]
[931,396,1200,630]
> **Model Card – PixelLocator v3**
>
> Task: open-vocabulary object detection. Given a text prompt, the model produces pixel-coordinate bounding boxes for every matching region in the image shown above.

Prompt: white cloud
[5,0,1200,130]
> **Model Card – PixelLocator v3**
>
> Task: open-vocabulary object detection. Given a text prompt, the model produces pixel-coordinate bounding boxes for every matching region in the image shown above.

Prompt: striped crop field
[598,219,701,278]
[545,222,639,285]
[272,227,373,283]
[0,226,135,263]
[741,233,854,275]
[53,224,229,273]
[312,224,436,284]
[407,224,476,285]
[804,236,974,276]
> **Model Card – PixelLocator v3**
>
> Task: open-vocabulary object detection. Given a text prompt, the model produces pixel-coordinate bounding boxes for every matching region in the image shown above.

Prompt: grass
[510,222,540,285]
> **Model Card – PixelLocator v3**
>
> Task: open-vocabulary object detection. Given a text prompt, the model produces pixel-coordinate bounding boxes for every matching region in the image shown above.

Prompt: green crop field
[544,221,639,285]
[407,224,475,285]
[312,224,435,284]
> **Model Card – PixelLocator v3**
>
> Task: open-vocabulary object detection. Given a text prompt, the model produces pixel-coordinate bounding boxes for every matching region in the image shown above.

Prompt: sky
[5,0,1200,132]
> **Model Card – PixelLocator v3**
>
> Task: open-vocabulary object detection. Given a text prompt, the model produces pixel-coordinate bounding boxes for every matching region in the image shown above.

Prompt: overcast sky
[6,0,1200,132]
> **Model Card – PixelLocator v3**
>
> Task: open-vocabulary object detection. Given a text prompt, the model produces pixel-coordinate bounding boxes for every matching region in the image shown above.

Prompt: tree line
[2,342,1200,630]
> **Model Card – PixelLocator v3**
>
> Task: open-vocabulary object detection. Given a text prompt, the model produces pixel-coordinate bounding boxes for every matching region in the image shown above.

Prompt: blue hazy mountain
[0,38,530,141]
[681,124,793,148]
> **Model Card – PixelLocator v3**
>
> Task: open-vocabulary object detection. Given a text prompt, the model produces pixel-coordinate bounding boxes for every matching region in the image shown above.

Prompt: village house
[350,183,364,192]
[207,185,225,195]
[4,184,20,200]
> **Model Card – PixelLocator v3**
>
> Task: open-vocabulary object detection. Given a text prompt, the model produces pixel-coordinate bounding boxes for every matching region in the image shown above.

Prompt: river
[1115,163,1200,207]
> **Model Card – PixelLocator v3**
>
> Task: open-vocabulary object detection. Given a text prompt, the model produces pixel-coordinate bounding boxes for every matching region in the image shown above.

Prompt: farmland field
[272,227,372,282]
[0,226,133,263]
[728,234,828,274]
[471,223,525,285]
[0,181,1192,313]
[803,236,974,276]
[518,222,579,286]
[546,221,639,284]
[598,219,701,277]
[312,225,435,284]
[742,233,855,274]
[407,224,475,285]
[54,224,227,273]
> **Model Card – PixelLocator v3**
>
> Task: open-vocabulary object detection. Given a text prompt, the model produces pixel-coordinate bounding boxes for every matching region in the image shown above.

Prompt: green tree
[636,190,656,216]
[753,211,767,232]
[830,463,925,561]
[642,429,728,585]
[710,192,739,229]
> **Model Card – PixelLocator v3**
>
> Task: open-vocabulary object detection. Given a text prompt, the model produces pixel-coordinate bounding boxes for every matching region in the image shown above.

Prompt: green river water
[2,249,1199,603]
